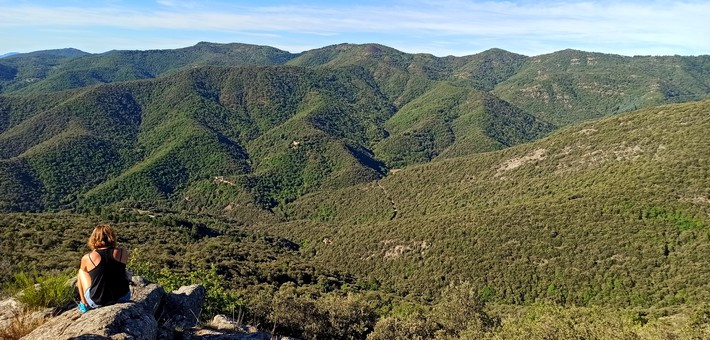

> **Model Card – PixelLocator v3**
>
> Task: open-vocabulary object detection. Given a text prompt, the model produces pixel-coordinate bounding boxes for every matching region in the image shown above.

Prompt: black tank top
[88,248,129,306]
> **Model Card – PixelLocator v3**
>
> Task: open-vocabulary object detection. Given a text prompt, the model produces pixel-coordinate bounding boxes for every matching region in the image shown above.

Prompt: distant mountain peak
[0,52,19,58]
[7,48,89,59]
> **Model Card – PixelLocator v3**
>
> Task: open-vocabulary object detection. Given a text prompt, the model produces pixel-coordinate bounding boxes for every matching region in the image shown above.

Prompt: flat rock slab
[22,282,165,340]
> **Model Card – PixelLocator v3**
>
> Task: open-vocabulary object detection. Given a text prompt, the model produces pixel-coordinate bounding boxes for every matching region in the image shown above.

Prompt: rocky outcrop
[22,276,166,340]
[158,284,206,339]
[12,277,280,340]
[0,297,23,330]
[209,315,259,333]
[1,293,66,333]
[182,314,279,340]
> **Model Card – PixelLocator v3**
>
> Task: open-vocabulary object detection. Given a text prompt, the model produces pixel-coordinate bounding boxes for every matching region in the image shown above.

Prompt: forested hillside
[1,42,709,339]
[0,66,388,213]
[2,42,707,121]
[0,66,556,213]
[1,43,707,214]
[0,43,294,94]
[275,100,710,305]
[493,49,710,126]
[2,100,708,339]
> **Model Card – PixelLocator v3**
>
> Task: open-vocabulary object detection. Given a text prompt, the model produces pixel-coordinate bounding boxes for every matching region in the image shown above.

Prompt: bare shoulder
[80,252,93,270]
[82,252,94,261]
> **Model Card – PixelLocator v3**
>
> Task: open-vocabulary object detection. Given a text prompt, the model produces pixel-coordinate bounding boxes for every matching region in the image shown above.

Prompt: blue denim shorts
[84,288,131,309]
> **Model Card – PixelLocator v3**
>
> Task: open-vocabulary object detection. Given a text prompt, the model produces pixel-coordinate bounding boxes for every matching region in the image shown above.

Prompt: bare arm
[122,248,129,264]
[113,247,129,264]
[80,254,90,271]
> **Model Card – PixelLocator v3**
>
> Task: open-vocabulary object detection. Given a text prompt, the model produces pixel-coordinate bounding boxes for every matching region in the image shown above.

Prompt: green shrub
[10,270,74,309]
[492,304,638,339]
[254,283,381,339]
[127,248,243,319]
[367,313,439,340]
[368,282,498,339]
[430,281,499,336]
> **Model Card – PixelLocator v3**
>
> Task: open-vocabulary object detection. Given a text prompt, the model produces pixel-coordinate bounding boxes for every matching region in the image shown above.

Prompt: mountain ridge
[1,42,708,214]
[0,52,19,58]
[2,42,706,125]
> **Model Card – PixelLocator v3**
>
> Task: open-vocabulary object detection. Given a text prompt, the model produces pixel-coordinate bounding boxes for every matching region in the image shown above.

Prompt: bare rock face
[0,297,22,330]
[209,315,259,333]
[158,284,206,339]
[22,277,165,340]
[14,276,270,340]
[185,330,271,339]
[179,315,281,340]
[24,303,160,340]
[1,289,66,332]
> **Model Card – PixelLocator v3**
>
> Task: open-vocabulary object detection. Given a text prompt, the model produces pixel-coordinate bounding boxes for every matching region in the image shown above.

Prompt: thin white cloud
[0,1,707,55]
[155,0,176,7]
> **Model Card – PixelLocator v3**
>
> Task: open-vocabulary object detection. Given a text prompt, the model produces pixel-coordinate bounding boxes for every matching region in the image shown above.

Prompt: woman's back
[77,224,131,312]
[87,248,129,306]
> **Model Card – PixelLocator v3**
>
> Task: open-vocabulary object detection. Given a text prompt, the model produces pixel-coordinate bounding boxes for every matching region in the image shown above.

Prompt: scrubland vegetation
[1,43,709,338]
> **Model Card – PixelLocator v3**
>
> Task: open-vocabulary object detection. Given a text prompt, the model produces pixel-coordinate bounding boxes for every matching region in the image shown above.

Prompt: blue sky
[1,0,708,56]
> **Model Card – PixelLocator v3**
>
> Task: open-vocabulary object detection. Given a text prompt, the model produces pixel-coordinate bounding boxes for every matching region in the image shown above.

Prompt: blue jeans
[84,288,131,308]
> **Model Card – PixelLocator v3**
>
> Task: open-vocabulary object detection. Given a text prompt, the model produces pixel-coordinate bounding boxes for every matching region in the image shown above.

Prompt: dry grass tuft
[0,308,47,340]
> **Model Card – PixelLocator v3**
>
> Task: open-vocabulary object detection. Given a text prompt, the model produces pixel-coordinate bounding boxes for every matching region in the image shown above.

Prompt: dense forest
[1,43,709,338]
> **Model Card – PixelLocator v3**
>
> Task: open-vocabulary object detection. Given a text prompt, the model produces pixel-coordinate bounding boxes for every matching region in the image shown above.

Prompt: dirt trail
[377,181,398,220]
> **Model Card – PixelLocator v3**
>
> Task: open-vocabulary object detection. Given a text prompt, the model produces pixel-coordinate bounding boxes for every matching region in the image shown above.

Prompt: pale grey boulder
[22,278,165,340]
[1,286,68,331]
[17,276,222,340]
[0,297,23,330]
[158,284,206,339]
[179,314,281,340]
[209,314,259,333]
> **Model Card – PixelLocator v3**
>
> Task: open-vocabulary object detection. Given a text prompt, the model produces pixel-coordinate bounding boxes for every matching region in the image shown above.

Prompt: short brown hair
[87,224,117,250]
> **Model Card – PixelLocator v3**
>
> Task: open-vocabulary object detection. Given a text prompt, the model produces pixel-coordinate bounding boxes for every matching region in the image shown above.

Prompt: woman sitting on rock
[77,224,131,313]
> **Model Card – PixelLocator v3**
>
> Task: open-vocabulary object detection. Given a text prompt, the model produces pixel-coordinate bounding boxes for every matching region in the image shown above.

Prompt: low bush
[127,248,243,319]
[368,281,498,339]
[9,270,74,309]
